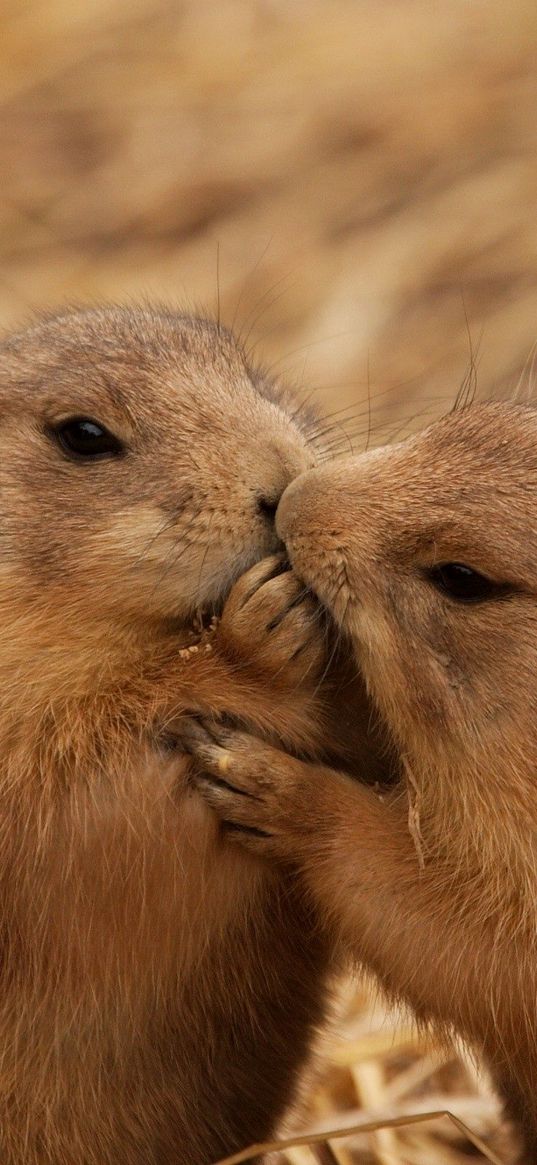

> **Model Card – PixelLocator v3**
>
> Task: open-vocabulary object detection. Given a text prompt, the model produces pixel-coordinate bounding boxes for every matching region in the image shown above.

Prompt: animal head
[278,403,537,799]
[0,306,314,655]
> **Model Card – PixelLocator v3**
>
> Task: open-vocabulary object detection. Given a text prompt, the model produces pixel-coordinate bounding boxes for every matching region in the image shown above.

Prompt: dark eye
[52,417,124,461]
[426,562,506,603]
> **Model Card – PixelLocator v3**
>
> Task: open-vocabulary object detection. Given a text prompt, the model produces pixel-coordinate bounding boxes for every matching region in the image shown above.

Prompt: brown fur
[0,303,356,1165]
[185,401,537,1163]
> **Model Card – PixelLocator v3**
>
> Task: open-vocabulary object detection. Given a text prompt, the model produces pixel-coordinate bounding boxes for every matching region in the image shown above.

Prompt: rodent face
[0,306,314,635]
[277,402,537,760]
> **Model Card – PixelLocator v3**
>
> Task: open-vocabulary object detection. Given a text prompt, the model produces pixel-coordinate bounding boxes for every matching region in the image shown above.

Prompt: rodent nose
[256,492,286,554]
[257,441,315,534]
[275,470,315,543]
[256,495,279,523]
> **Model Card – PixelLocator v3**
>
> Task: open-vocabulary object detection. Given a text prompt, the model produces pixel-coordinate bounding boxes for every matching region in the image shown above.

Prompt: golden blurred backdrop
[2,2,536,1161]
[3,0,537,436]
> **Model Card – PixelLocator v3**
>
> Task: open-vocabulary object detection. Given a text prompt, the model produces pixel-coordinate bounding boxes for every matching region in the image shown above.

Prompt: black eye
[52,417,124,461]
[426,562,506,603]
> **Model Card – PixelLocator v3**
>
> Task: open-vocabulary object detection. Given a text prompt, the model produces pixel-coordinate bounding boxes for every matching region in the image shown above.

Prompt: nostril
[257,495,279,522]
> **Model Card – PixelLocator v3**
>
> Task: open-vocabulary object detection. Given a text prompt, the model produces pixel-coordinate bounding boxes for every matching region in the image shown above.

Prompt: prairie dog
[185,402,537,1162]
[0,303,361,1165]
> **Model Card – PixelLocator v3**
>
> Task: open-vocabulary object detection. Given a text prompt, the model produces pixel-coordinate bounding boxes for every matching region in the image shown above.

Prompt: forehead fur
[0,305,257,424]
[420,401,537,482]
[365,403,537,579]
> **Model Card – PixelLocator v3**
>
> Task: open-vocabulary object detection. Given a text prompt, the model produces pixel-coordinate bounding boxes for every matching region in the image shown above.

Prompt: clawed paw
[179,716,311,857]
[216,556,326,688]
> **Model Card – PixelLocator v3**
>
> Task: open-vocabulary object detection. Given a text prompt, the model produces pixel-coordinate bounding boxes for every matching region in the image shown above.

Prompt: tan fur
[0,303,353,1165]
[186,401,537,1163]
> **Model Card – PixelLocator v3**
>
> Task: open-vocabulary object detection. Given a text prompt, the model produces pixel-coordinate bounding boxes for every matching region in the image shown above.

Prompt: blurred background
[3,1,536,1160]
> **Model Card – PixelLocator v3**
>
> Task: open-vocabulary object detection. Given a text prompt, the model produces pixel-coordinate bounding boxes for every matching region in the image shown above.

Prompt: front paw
[181,716,314,858]
[216,556,326,689]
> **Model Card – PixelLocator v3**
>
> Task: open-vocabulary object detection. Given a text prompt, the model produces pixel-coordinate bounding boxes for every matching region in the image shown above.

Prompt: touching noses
[256,495,279,523]
[256,487,289,553]
[274,468,316,545]
[256,440,314,535]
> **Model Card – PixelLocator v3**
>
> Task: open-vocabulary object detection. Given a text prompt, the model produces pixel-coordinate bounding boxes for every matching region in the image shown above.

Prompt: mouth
[192,596,225,634]
[161,594,224,642]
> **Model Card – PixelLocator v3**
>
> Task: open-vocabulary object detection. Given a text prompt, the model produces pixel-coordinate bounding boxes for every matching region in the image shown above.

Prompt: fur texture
[186,402,537,1163]
[0,304,361,1165]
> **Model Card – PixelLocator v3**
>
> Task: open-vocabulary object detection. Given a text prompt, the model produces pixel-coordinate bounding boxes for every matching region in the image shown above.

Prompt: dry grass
[2,2,536,1160]
[212,981,510,1163]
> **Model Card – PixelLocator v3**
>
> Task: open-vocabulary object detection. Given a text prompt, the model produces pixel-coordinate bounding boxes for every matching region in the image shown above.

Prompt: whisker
[243,289,313,361]
[146,512,202,605]
[451,292,484,413]
[259,331,356,380]
[511,339,537,404]
[231,236,274,335]
[311,610,347,703]
[237,275,295,353]
[383,404,442,446]
[129,513,180,574]
[196,513,216,603]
